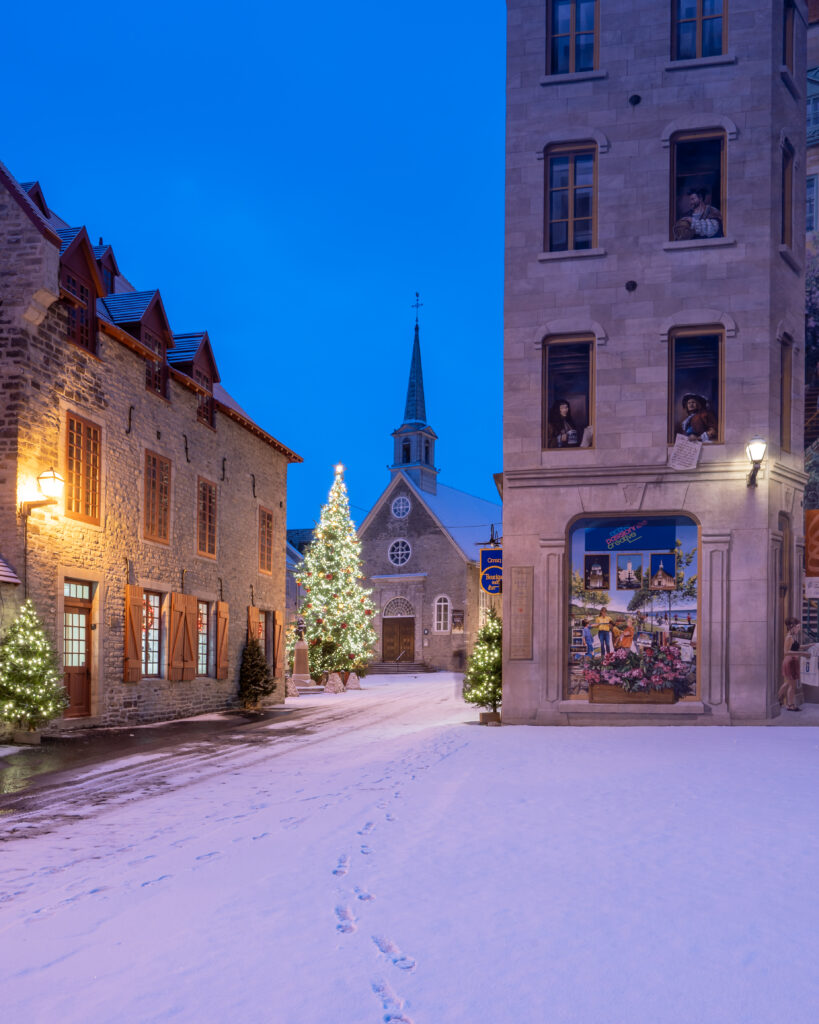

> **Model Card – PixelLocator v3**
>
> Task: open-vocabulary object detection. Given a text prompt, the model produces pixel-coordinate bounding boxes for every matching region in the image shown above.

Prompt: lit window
[197,601,210,676]
[670,132,725,241]
[391,495,411,519]
[543,337,594,449]
[142,591,162,677]
[547,0,597,75]
[435,596,451,632]
[388,539,411,567]
[197,478,217,557]
[672,0,725,61]
[668,330,722,444]
[545,145,596,252]
[66,412,101,524]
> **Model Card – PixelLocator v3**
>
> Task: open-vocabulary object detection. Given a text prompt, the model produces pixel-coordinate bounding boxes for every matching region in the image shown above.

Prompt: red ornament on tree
[341,623,347,629]
[316,617,324,624]
[326,573,333,580]
[365,610,372,616]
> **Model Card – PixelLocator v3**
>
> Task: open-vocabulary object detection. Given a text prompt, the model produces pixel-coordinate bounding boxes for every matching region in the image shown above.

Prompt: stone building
[503,1,808,723]
[0,161,300,727]
[359,322,502,671]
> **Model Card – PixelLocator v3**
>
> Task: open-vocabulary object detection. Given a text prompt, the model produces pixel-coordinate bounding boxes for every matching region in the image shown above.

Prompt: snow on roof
[213,383,251,419]
[401,473,502,562]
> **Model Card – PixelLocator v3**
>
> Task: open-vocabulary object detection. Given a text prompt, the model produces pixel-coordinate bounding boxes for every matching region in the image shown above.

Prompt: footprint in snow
[252,832,271,841]
[280,816,306,830]
[195,851,221,862]
[360,844,373,856]
[333,854,350,877]
[358,821,375,835]
[385,813,397,823]
[335,905,357,934]
[354,886,375,902]
[140,875,171,888]
[372,936,416,972]
[371,978,413,1023]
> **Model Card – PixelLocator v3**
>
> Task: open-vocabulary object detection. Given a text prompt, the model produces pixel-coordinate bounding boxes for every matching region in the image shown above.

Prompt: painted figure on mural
[673,187,723,240]
[547,399,580,448]
[679,393,718,442]
[595,607,614,655]
[777,617,810,712]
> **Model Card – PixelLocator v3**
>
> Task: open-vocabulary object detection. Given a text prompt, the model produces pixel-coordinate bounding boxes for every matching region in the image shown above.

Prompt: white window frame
[434,595,451,633]
[388,538,411,567]
[391,495,411,519]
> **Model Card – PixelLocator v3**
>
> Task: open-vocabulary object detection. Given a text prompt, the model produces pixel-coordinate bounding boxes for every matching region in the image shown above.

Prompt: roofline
[0,162,61,247]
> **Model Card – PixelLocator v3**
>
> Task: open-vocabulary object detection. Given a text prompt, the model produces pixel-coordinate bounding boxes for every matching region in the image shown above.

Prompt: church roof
[0,556,21,585]
[402,323,427,426]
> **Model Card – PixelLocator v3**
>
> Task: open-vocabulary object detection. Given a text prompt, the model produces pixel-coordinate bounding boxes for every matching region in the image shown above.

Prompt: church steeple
[390,295,438,494]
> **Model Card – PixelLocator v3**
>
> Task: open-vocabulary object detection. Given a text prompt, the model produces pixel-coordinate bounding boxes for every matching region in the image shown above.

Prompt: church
[358,319,502,672]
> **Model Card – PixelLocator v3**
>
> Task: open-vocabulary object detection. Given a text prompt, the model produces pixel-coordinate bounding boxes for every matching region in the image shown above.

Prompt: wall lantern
[20,468,65,515]
[746,437,767,488]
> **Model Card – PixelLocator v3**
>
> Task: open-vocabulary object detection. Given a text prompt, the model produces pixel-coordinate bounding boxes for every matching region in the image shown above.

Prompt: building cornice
[505,458,806,490]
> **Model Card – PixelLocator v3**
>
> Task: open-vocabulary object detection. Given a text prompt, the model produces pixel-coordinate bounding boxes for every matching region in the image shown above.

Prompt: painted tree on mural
[570,571,610,616]
[626,540,697,622]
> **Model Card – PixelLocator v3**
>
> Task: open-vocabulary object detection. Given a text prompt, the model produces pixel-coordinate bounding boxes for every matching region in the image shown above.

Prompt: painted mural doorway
[382,598,415,663]
[63,579,92,717]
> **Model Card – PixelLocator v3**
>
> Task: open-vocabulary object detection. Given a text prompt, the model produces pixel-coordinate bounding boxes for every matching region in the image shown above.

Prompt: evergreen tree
[463,609,502,712]
[238,636,275,707]
[295,465,377,679]
[0,599,68,730]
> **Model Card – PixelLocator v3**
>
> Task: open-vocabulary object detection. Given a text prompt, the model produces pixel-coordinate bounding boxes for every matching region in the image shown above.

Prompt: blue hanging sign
[480,549,503,594]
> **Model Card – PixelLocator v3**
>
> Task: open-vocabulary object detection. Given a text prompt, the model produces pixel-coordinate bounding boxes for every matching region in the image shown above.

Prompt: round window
[388,539,411,566]
[391,495,411,519]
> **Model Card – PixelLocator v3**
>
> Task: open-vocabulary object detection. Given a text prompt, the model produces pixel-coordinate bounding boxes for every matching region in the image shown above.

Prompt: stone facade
[503,1,808,723]
[0,163,300,727]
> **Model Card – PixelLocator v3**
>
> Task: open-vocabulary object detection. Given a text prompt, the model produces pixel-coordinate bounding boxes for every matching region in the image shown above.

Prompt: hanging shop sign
[480,548,503,594]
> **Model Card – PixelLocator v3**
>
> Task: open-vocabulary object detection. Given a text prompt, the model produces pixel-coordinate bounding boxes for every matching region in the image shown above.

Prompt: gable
[59,227,105,296]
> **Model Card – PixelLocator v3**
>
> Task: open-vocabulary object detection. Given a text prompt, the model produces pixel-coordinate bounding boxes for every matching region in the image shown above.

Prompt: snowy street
[2,674,819,1024]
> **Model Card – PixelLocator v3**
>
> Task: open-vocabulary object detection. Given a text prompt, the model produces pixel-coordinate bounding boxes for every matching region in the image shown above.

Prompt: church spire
[403,320,427,425]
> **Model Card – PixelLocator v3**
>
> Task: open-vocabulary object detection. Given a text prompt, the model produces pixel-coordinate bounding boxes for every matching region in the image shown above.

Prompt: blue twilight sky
[2,1,506,530]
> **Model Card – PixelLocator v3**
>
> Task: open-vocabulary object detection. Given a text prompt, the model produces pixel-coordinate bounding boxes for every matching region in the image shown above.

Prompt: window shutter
[272,610,284,678]
[247,605,260,642]
[182,593,198,681]
[216,601,230,679]
[124,584,143,682]
[168,593,187,681]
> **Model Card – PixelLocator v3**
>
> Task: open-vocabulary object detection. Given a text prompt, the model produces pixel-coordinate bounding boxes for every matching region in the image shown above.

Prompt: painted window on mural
[547,0,597,75]
[567,515,698,700]
[668,330,722,444]
[545,145,596,252]
[672,0,724,61]
[543,337,594,449]
[670,132,725,241]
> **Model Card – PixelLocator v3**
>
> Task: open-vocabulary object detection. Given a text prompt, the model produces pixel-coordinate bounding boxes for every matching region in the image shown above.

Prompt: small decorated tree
[0,599,67,730]
[463,610,502,713]
[238,636,275,708]
[295,465,378,680]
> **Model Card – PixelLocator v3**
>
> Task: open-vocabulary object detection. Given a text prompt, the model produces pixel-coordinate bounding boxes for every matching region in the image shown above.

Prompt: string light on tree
[462,610,502,714]
[0,599,68,730]
[293,464,378,679]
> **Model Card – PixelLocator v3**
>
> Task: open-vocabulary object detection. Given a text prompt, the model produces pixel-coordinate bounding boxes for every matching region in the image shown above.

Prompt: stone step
[296,685,326,695]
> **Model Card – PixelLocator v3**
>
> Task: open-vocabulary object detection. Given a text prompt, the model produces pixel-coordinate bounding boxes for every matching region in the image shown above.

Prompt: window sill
[537,247,607,262]
[779,244,802,273]
[664,52,736,72]
[559,699,706,714]
[779,65,800,101]
[540,69,607,87]
[662,237,736,252]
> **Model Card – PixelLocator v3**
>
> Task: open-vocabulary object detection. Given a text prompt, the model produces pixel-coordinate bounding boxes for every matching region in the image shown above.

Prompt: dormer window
[101,266,115,294]
[61,269,95,352]
[143,328,168,397]
[195,369,214,426]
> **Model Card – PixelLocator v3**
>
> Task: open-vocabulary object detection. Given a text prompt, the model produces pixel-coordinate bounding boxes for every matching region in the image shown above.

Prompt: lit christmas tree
[462,609,502,713]
[238,635,275,708]
[295,464,378,679]
[0,599,68,730]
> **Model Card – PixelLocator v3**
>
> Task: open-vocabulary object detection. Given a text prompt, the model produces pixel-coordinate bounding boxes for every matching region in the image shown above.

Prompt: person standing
[777,617,810,711]
[596,607,613,655]
[617,617,635,651]
[581,619,594,657]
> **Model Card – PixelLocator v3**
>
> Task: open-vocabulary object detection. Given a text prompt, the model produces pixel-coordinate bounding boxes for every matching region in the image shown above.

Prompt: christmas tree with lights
[0,599,68,730]
[462,609,502,713]
[295,464,377,679]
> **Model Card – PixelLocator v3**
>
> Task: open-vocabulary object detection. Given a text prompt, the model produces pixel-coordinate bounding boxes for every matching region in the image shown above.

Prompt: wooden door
[382,617,414,663]
[63,603,91,717]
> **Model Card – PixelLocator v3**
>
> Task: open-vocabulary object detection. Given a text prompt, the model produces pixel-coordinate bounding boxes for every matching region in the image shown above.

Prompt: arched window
[402,439,411,463]
[434,596,451,632]
[383,597,414,617]
[388,539,411,566]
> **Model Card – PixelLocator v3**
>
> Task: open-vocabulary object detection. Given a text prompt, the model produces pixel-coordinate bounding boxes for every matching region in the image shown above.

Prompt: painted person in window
[547,399,579,448]
[679,393,718,442]
[673,187,723,240]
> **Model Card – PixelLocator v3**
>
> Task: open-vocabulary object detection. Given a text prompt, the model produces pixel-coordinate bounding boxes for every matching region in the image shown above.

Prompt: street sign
[480,548,502,594]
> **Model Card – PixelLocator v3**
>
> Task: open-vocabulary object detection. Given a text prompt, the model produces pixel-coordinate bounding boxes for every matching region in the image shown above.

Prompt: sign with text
[480,548,503,594]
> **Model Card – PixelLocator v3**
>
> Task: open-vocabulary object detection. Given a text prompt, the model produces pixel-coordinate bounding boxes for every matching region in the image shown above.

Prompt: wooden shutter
[182,593,198,680]
[247,605,260,642]
[124,584,144,682]
[216,601,230,679]
[272,609,284,678]
[168,592,187,681]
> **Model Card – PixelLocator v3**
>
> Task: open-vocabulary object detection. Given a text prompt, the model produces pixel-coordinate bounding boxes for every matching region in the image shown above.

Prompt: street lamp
[746,437,767,488]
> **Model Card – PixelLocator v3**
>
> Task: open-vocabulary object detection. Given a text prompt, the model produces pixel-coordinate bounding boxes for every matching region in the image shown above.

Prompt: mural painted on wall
[568,515,698,699]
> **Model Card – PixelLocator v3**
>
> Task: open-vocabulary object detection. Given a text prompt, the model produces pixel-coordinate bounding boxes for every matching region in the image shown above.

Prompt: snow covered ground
[2,673,819,1024]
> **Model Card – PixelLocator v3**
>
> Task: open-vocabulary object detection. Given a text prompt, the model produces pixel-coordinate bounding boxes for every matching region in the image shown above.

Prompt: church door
[383,617,415,663]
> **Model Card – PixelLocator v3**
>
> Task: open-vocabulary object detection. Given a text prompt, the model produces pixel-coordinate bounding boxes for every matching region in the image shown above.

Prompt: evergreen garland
[238,636,275,707]
[294,465,378,679]
[0,599,68,730]
[462,609,502,712]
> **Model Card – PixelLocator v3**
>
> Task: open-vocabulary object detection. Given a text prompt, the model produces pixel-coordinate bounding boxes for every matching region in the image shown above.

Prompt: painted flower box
[589,683,676,705]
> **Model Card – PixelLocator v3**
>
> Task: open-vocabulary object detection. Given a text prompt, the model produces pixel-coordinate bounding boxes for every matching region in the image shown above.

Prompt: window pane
[574,189,593,220]
[550,190,569,222]
[550,156,569,189]
[701,18,722,57]
[574,220,593,249]
[575,33,594,72]
[551,37,570,74]
[677,0,697,17]
[574,155,594,187]
[807,177,817,232]
[552,0,571,35]
[676,22,697,60]
[550,221,569,251]
[576,0,596,32]
[702,0,722,14]
[546,342,591,447]
[671,334,721,443]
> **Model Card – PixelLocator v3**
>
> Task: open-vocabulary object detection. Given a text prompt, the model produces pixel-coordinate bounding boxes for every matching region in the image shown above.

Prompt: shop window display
[568,515,698,698]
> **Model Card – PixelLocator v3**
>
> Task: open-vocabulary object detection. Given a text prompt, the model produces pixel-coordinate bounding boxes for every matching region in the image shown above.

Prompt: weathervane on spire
[411,291,423,324]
